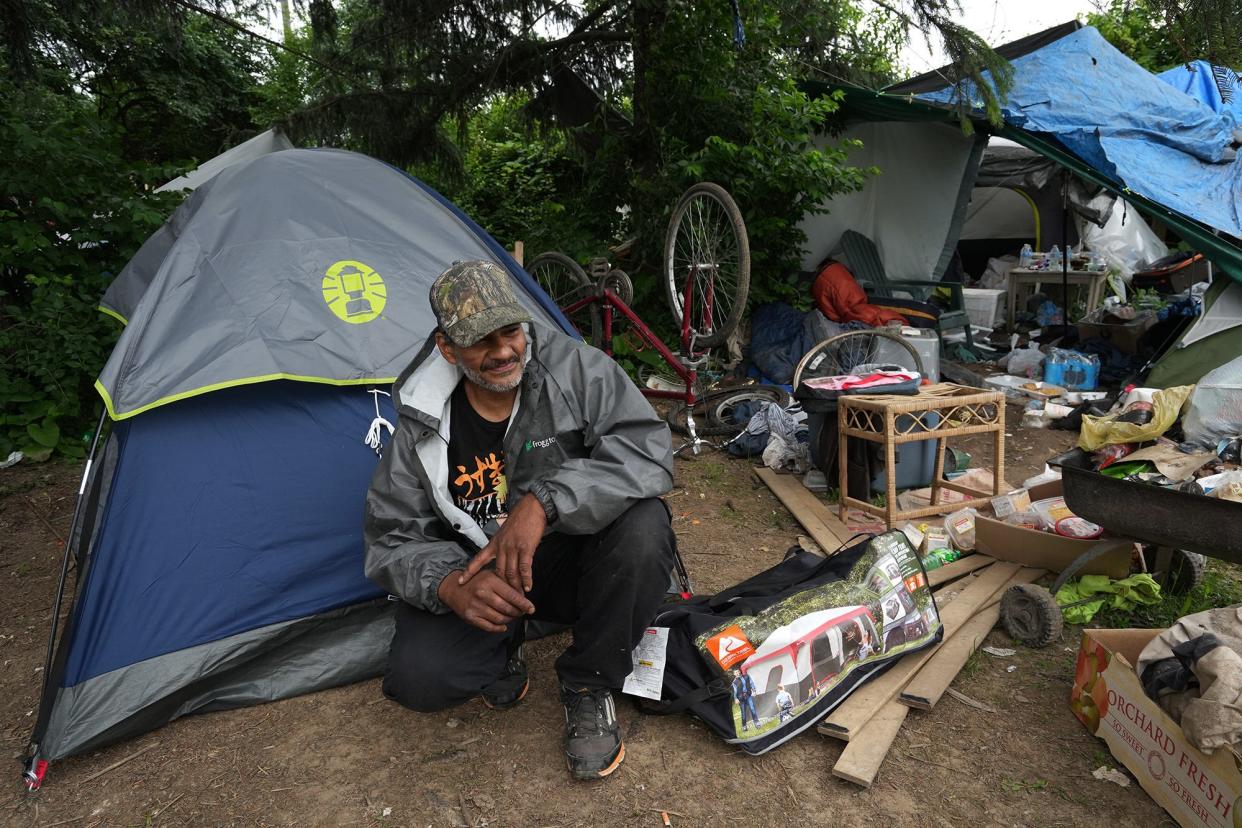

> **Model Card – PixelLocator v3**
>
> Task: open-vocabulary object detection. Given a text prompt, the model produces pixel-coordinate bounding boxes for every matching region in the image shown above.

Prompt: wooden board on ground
[817,562,1021,741]
[755,467,853,552]
[828,567,1045,788]
[927,553,994,587]
[832,701,908,788]
[899,603,1002,710]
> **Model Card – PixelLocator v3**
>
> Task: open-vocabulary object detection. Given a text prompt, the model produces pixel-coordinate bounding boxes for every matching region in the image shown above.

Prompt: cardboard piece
[1125,443,1218,482]
[1071,629,1242,828]
[974,479,1132,579]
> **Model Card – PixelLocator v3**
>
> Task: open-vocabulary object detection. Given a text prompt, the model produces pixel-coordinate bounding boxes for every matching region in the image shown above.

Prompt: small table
[837,384,1006,529]
[1007,268,1109,329]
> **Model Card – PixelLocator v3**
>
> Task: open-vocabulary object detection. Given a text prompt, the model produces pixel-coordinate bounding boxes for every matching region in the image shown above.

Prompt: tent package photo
[22,147,573,789]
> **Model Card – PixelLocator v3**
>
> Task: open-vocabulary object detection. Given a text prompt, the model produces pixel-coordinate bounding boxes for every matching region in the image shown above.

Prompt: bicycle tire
[791,330,924,388]
[663,182,750,349]
[527,252,602,346]
[665,385,790,436]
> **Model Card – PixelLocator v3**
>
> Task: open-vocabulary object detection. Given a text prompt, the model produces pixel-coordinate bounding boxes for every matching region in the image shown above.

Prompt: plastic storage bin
[894,328,939,382]
[962,288,1007,329]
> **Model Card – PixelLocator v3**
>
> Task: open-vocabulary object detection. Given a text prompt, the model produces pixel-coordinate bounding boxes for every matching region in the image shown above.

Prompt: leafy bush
[0,81,184,460]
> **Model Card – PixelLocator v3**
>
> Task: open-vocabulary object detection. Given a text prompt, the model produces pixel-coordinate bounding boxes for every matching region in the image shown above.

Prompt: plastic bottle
[1019,244,1033,268]
[1048,245,1062,270]
[920,548,963,572]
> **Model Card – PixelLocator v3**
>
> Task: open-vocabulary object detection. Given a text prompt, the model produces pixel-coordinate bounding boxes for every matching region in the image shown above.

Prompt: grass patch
[1093,560,1242,629]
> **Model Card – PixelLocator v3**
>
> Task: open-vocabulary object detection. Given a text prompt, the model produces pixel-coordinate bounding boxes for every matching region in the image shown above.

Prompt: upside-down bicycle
[527,183,788,454]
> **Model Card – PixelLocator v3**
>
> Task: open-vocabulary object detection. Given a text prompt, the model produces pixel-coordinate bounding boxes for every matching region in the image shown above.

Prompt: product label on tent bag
[622,627,670,701]
[695,533,940,741]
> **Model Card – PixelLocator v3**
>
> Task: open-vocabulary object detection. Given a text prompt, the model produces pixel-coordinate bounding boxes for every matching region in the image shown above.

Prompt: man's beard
[460,357,524,393]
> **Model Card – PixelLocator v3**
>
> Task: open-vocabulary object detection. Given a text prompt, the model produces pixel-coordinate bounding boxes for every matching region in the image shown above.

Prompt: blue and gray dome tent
[22,147,574,788]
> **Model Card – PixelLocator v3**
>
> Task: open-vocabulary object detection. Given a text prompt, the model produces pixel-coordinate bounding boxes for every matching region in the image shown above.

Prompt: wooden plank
[899,603,1001,710]
[817,562,1021,741]
[829,567,1045,788]
[927,553,994,588]
[755,467,852,551]
[831,701,908,788]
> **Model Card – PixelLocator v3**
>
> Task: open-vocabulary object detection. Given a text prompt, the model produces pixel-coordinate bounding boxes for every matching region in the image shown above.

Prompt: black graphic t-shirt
[447,381,510,528]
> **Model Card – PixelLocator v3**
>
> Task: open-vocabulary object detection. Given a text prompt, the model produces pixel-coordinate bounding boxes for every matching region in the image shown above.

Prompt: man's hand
[459,492,547,593]
[439,569,535,633]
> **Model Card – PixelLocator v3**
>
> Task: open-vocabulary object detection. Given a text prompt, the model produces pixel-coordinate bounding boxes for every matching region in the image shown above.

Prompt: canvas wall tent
[23,146,575,788]
[800,22,1242,383]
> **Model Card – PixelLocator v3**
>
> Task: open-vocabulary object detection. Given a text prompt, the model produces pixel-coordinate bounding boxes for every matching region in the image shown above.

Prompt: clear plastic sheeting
[1184,355,1242,448]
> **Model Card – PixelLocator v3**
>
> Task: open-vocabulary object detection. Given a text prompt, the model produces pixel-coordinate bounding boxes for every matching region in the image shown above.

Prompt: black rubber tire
[662,182,750,348]
[1000,584,1063,648]
[665,385,791,436]
[1165,550,1207,595]
[527,252,602,347]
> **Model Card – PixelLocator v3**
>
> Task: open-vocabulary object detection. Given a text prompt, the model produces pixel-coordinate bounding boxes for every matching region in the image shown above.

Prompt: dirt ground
[0,404,1185,827]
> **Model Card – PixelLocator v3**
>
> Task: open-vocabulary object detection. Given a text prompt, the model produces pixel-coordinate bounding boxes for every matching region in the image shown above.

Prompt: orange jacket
[811,262,908,328]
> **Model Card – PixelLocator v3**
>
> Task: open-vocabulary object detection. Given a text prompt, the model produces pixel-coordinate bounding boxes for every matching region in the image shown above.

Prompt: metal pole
[33,408,109,719]
[1062,171,1071,334]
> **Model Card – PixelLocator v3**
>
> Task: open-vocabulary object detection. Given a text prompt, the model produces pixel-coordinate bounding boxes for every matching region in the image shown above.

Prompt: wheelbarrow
[998,449,1242,647]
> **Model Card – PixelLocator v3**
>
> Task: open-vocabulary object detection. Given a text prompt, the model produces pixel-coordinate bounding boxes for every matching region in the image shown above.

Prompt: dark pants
[383,498,676,712]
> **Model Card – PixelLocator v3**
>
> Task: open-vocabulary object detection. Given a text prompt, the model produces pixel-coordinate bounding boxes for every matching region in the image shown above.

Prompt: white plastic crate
[962,288,1007,329]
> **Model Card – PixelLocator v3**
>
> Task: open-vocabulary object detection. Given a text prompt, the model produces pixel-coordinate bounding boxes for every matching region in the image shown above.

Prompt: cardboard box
[1071,629,1242,828]
[974,480,1131,578]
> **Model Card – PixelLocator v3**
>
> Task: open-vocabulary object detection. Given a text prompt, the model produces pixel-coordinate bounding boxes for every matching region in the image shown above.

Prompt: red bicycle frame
[560,264,715,408]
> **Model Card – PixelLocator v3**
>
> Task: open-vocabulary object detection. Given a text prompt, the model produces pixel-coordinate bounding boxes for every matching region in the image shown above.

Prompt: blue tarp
[62,382,390,686]
[1157,61,1241,128]
[920,27,1242,239]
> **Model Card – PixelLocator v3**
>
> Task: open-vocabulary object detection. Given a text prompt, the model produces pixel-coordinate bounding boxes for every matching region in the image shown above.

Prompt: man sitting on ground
[364,260,676,780]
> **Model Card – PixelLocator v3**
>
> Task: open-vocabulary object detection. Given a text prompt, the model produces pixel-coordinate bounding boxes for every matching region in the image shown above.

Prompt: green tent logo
[322,260,386,324]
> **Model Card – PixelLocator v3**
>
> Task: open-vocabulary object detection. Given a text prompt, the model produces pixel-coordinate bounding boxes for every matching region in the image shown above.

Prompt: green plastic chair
[839,229,975,350]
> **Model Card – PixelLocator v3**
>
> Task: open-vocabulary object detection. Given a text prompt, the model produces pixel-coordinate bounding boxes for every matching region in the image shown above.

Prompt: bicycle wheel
[665,385,791,436]
[663,183,750,349]
[528,252,602,346]
[792,330,924,388]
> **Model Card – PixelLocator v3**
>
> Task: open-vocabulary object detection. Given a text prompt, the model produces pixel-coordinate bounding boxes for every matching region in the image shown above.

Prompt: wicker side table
[837,383,1006,529]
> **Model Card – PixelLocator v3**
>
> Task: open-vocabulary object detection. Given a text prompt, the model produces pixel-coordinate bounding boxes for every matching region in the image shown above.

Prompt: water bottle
[1049,245,1062,269]
[1019,244,1033,268]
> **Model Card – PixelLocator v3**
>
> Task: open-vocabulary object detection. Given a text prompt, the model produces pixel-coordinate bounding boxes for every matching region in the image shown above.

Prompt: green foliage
[1093,560,1242,629]
[1089,0,1242,71]
[0,80,184,460]
[1088,0,1185,72]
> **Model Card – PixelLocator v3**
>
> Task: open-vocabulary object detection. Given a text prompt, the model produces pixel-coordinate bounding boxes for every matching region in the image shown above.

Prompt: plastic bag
[1004,343,1045,380]
[1077,385,1195,451]
[1183,355,1242,448]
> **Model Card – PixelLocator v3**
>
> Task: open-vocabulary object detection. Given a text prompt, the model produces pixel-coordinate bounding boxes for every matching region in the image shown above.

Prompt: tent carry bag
[641,531,942,755]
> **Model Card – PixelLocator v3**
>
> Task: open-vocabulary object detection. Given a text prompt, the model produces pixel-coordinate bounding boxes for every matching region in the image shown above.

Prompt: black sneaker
[560,683,625,780]
[481,647,529,710]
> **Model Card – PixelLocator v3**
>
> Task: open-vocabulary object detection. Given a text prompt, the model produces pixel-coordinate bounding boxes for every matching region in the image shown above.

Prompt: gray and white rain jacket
[364,323,674,613]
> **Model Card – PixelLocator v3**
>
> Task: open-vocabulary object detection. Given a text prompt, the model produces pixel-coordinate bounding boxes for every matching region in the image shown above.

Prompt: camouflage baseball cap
[430,260,532,347]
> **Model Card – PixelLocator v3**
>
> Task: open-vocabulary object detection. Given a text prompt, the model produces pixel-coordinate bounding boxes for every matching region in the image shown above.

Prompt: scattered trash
[382,807,392,818]
[1092,766,1131,787]
[1006,665,1018,673]
[982,646,1017,658]
[0,451,21,469]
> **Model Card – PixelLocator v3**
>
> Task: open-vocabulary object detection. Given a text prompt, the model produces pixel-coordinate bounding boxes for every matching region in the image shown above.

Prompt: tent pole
[26,408,109,765]
[1062,170,1070,335]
